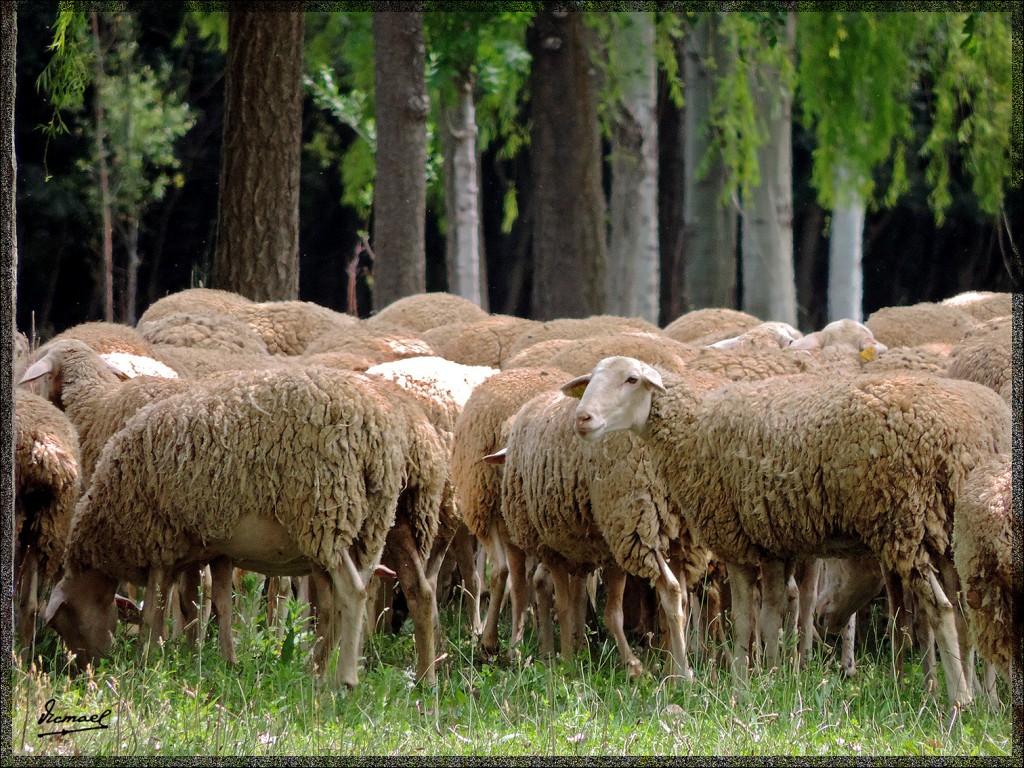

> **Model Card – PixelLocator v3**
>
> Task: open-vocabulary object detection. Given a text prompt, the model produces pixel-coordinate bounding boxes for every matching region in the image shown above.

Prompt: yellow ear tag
[859,347,876,363]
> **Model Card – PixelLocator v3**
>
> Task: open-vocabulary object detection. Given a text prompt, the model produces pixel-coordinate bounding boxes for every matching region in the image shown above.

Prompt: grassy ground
[9,578,1015,758]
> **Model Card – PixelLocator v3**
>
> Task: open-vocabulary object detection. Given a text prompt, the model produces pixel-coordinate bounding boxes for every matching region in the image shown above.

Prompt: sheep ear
[789,334,822,351]
[43,582,69,626]
[640,363,666,393]
[115,594,141,624]
[561,375,591,399]
[482,448,507,465]
[707,335,742,350]
[373,564,398,580]
[19,355,53,386]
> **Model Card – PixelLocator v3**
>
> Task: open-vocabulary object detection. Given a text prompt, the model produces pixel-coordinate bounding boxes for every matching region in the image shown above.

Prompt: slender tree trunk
[528,10,607,320]
[828,164,865,322]
[441,75,482,308]
[606,12,659,324]
[740,13,796,325]
[372,10,429,311]
[2,1,17,640]
[213,10,304,302]
[91,14,115,322]
[681,13,737,310]
[658,29,686,326]
[125,218,140,325]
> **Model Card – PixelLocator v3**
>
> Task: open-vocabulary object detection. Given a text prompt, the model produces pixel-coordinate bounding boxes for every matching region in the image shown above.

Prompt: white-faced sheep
[45,366,407,689]
[365,292,490,334]
[14,390,81,656]
[420,316,541,368]
[661,308,761,345]
[952,453,1014,694]
[704,321,803,351]
[567,356,1010,708]
[451,367,573,654]
[490,387,711,681]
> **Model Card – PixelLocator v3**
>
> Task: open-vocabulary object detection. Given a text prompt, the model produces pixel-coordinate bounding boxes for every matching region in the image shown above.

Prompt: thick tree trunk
[681,13,737,310]
[527,10,606,320]
[606,12,659,324]
[740,13,796,325]
[2,2,16,640]
[828,164,865,322]
[441,75,482,308]
[372,11,429,311]
[213,10,303,302]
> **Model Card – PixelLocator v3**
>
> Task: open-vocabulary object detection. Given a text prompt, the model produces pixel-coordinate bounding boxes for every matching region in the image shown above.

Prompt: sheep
[864,301,979,349]
[36,321,180,380]
[940,291,1012,321]
[302,321,435,364]
[420,316,541,368]
[505,315,662,360]
[451,367,574,655]
[813,556,885,677]
[44,365,407,689]
[137,287,255,326]
[490,388,711,681]
[542,332,699,377]
[15,330,31,380]
[138,311,271,356]
[705,321,803,351]
[149,345,290,379]
[661,308,761,345]
[952,454,1014,695]
[946,316,1012,406]
[365,291,490,334]
[228,300,358,356]
[14,390,81,656]
[502,338,577,370]
[566,356,1011,708]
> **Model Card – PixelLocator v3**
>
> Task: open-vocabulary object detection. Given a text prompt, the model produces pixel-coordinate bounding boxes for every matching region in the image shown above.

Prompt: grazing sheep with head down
[138,311,271,356]
[45,366,406,689]
[952,454,1014,694]
[865,301,979,349]
[14,390,81,656]
[421,316,541,368]
[505,315,661,359]
[566,356,1010,708]
[365,291,489,334]
[138,287,255,326]
[661,308,761,345]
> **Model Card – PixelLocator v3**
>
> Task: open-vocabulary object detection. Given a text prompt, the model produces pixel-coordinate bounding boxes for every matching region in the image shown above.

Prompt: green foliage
[796,12,920,209]
[35,8,91,139]
[173,9,228,53]
[655,11,685,110]
[921,12,1014,223]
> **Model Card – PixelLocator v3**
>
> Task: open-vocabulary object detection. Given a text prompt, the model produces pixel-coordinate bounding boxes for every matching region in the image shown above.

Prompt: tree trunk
[681,13,737,310]
[441,75,482,308]
[658,29,687,326]
[125,218,140,325]
[740,13,796,325]
[828,164,866,322]
[527,10,607,320]
[212,10,303,302]
[372,10,429,312]
[91,14,114,322]
[606,12,659,324]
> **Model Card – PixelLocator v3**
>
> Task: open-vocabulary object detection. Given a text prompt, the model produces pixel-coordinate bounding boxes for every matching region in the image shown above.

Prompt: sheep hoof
[626,659,644,678]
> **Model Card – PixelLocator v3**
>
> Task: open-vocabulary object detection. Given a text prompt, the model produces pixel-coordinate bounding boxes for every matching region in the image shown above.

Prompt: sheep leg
[176,567,201,647]
[840,614,857,677]
[982,662,999,709]
[758,559,787,669]
[478,533,508,655]
[726,562,758,682]
[15,546,40,658]
[797,558,821,667]
[654,550,691,683]
[141,568,170,662]
[533,563,556,657]
[386,520,438,687]
[505,541,530,654]
[448,524,483,637]
[883,568,912,679]
[209,557,237,664]
[918,568,971,708]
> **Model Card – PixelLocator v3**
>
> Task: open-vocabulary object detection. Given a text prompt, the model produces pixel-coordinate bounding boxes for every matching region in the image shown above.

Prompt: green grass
[9,583,1014,758]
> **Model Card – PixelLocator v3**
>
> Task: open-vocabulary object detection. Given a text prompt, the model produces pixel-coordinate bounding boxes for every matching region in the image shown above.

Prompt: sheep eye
[625,375,639,385]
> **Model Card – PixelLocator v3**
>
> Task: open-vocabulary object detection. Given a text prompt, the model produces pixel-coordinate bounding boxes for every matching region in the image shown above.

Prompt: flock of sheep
[12,286,1015,713]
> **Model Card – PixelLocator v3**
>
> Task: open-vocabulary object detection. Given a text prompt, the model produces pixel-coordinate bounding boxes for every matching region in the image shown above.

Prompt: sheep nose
[574,412,595,436]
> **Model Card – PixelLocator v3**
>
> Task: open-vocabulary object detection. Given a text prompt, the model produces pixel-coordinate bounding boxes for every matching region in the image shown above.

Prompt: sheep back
[661,308,761,344]
[421,316,540,368]
[138,287,255,326]
[233,301,358,356]
[138,311,270,355]
[865,302,979,348]
[365,292,489,334]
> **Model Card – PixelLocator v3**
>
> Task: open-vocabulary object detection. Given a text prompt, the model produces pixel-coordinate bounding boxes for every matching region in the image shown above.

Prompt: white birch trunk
[827,164,865,322]
[606,12,659,324]
[741,14,796,326]
[442,76,481,308]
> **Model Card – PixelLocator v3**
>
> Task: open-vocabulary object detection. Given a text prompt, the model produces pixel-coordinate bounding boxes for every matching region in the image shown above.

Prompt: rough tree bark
[527,10,607,320]
[372,10,429,312]
[212,10,304,302]
[740,13,797,325]
[606,12,659,325]
[681,13,737,311]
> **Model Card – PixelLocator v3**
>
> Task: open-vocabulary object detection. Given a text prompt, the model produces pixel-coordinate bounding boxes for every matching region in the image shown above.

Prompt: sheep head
[561,356,665,441]
[44,569,119,670]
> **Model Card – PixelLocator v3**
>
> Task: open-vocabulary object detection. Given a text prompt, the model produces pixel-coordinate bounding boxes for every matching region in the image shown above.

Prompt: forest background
[10,5,1021,341]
